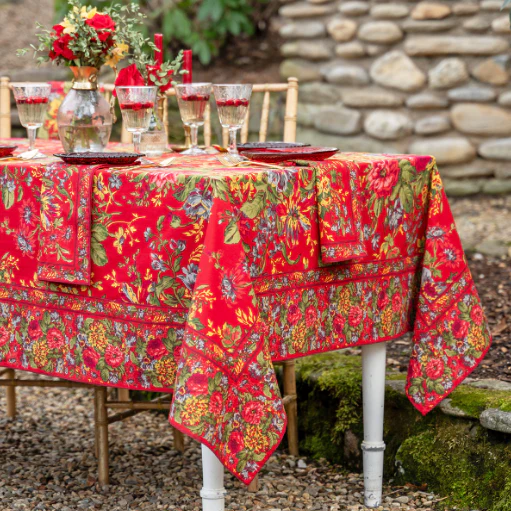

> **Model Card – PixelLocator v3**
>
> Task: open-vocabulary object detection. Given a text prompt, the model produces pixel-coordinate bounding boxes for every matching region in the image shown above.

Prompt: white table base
[200,343,387,510]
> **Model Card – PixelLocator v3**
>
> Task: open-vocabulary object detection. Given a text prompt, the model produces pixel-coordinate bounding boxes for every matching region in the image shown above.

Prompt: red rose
[0,326,9,347]
[348,306,363,327]
[146,64,173,93]
[28,320,43,341]
[146,338,167,359]
[452,319,469,340]
[377,290,389,310]
[409,359,422,379]
[287,304,302,325]
[332,315,345,335]
[85,13,116,33]
[423,281,437,298]
[47,328,65,350]
[305,306,318,328]
[173,345,182,361]
[114,63,145,96]
[367,160,400,198]
[52,24,64,36]
[242,401,265,425]
[425,359,444,380]
[209,391,223,415]
[52,34,77,61]
[392,294,402,313]
[186,373,209,395]
[228,430,244,454]
[83,348,100,369]
[408,156,430,172]
[105,345,124,368]
[470,306,484,326]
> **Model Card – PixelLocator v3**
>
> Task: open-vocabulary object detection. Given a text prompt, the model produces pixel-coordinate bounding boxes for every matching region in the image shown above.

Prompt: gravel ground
[0,385,441,511]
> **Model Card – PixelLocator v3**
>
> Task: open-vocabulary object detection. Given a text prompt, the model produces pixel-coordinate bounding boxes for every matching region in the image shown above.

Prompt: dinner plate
[54,152,144,165]
[0,145,18,158]
[238,141,310,152]
[243,146,338,163]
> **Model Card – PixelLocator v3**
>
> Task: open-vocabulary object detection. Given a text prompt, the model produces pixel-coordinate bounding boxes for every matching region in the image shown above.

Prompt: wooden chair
[1,76,300,491]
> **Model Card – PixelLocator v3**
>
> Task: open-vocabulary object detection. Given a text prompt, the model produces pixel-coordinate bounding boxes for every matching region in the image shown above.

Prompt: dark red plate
[0,145,17,158]
[238,141,310,152]
[54,152,144,165]
[244,146,338,163]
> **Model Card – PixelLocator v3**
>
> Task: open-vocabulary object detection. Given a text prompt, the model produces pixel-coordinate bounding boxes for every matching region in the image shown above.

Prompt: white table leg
[201,444,226,511]
[361,342,387,508]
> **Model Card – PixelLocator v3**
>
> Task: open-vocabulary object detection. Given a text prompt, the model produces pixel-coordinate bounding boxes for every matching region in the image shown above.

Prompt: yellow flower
[88,323,108,352]
[181,396,209,426]
[105,42,129,68]
[244,425,270,453]
[74,6,98,19]
[155,358,177,386]
[60,18,76,34]
[113,227,126,254]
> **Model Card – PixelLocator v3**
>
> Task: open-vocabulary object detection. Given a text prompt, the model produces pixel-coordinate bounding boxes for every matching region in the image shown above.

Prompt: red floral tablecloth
[0,139,491,483]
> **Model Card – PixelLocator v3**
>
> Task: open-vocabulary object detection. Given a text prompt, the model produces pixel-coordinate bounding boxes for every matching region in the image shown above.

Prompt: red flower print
[105,345,124,368]
[209,392,223,415]
[377,291,389,310]
[186,373,209,395]
[425,359,444,380]
[146,338,167,359]
[423,281,437,298]
[408,155,430,172]
[18,200,37,227]
[83,348,100,369]
[287,304,302,325]
[305,306,318,328]
[28,320,43,342]
[409,359,422,378]
[367,160,400,198]
[242,401,264,425]
[333,315,346,335]
[439,240,462,270]
[228,431,244,454]
[470,306,484,326]
[348,306,363,327]
[392,293,402,313]
[47,328,65,350]
[0,326,9,347]
[452,319,469,340]
[173,345,182,361]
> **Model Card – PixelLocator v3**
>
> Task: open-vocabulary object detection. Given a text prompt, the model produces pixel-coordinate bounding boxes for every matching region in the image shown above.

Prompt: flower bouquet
[18,0,183,153]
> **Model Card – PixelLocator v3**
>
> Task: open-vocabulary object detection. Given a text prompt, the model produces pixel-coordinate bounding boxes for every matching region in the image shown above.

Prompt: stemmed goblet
[116,86,157,154]
[213,84,252,157]
[175,83,212,156]
[11,83,51,158]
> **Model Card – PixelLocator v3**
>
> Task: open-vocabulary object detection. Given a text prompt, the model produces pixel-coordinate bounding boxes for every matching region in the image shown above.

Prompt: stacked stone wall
[277,0,511,195]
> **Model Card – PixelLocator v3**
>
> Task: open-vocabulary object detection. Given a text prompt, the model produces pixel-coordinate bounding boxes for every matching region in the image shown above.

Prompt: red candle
[183,50,192,84]
[154,33,163,66]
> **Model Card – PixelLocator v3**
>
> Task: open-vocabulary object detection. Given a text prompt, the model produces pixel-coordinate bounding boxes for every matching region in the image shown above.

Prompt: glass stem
[27,127,37,151]
[228,128,238,155]
[190,125,199,150]
[133,132,142,153]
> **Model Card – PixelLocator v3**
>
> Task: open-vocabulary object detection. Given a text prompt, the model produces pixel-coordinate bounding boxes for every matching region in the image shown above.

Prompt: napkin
[37,163,93,285]
[313,160,367,264]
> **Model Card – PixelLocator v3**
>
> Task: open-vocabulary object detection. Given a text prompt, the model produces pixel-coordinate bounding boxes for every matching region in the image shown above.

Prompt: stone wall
[277,0,511,195]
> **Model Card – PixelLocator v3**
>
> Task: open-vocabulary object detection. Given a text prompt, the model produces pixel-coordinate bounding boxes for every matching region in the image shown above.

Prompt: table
[0,139,491,509]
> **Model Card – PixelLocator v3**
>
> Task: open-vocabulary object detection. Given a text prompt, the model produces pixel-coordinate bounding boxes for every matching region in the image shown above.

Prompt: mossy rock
[294,351,511,511]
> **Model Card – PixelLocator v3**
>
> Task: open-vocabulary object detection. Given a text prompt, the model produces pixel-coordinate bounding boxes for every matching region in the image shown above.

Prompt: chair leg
[247,474,259,493]
[173,427,185,452]
[117,388,130,401]
[94,387,109,485]
[282,361,299,456]
[5,369,16,418]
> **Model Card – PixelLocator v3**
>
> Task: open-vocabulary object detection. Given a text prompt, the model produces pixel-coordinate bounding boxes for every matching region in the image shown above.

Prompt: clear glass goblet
[213,84,252,157]
[116,86,157,154]
[175,83,212,156]
[11,82,51,157]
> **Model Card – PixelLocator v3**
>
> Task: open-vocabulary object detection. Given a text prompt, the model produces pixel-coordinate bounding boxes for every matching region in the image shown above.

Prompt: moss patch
[295,351,511,511]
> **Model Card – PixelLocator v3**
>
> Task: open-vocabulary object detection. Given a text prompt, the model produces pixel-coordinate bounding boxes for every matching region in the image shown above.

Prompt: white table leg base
[361,342,387,508]
[201,444,226,511]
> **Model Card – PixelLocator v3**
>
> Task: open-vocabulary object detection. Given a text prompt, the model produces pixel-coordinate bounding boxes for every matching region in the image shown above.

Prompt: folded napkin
[37,163,94,285]
[313,160,367,264]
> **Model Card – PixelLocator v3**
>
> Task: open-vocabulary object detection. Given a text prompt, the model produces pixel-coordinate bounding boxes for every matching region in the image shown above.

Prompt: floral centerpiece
[18,0,183,152]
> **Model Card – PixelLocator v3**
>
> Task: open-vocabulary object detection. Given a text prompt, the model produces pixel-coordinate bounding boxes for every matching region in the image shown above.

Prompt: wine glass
[11,83,51,157]
[175,83,212,156]
[213,84,252,157]
[116,86,157,154]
